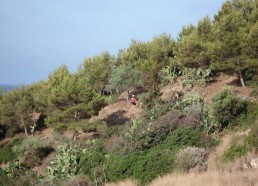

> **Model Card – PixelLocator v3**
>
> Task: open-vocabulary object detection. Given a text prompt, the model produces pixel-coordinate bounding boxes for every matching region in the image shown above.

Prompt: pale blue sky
[0,0,225,85]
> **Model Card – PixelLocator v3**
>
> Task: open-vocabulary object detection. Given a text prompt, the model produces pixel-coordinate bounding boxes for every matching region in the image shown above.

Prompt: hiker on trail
[130,95,136,105]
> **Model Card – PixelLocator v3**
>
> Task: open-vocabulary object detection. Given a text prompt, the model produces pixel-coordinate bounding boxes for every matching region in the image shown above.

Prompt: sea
[0,84,21,93]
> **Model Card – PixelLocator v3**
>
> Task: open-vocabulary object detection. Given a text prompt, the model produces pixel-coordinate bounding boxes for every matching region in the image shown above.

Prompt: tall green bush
[211,87,247,128]
[0,137,24,163]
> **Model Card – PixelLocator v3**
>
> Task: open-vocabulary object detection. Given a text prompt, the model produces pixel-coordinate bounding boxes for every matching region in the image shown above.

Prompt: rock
[250,158,258,168]
[242,163,249,169]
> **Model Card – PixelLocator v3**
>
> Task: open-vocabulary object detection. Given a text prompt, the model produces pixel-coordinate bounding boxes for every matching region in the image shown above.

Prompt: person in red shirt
[130,95,136,105]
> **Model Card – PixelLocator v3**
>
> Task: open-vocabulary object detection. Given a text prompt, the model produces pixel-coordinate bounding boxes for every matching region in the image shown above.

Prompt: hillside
[0,0,258,185]
[1,73,258,185]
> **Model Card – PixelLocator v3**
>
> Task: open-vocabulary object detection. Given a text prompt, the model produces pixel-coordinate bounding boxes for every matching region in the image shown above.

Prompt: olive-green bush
[0,137,24,163]
[211,87,247,128]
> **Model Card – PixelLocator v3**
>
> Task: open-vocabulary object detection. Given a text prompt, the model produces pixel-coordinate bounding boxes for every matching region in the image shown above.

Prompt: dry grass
[105,129,257,186]
[105,169,258,186]
[149,170,258,186]
[105,179,139,186]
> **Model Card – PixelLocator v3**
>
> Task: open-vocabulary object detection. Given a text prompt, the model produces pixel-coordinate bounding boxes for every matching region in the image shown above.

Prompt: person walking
[130,95,136,105]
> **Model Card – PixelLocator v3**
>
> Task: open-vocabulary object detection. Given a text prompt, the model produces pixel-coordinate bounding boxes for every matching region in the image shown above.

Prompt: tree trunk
[237,61,246,88]
[127,90,130,103]
[239,70,246,88]
[21,118,28,137]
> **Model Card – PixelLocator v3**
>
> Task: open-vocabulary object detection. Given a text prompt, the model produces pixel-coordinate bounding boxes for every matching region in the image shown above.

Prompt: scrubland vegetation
[0,0,258,185]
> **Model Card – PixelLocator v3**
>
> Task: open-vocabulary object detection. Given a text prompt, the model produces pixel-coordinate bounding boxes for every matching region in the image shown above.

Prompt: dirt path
[0,137,11,147]
[207,129,251,172]
[89,99,143,125]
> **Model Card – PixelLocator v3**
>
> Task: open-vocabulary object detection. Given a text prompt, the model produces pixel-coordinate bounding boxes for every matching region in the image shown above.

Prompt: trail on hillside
[89,99,143,125]
[160,74,257,104]
[207,129,251,172]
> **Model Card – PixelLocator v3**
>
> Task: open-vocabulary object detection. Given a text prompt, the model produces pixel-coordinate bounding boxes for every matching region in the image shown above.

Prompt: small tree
[107,65,142,100]
[211,87,247,128]
[14,87,34,137]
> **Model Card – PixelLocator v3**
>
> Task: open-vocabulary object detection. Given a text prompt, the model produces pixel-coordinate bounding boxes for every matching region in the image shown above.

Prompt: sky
[0,0,226,85]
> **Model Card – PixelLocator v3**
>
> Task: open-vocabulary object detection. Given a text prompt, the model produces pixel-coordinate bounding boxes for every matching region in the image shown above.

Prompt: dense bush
[0,137,24,163]
[110,119,153,154]
[79,141,105,184]
[160,66,179,84]
[239,102,258,126]
[44,143,84,183]
[211,87,247,128]
[105,127,215,184]
[0,168,40,186]
[245,123,258,151]
[105,147,176,184]
[172,93,204,115]
[176,146,207,172]
[12,136,51,155]
[87,95,108,116]
[182,68,211,87]
[163,126,216,149]
[12,136,53,168]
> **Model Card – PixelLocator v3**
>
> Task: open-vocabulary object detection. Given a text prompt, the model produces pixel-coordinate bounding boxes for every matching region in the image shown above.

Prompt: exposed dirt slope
[207,129,251,172]
[160,74,257,104]
[89,99,143,125]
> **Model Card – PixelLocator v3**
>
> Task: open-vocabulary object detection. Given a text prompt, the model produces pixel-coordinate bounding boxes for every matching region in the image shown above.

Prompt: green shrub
[105,127,215,184]
[176,147,207,172]
[172,93,203,112]
[222,122,258,162]
[164,127,215,149]
[12,136,51,155]
[105,147,176,184]
[244,123,258,152]
[12,136,53,168]
[87,95,108,116]
[242,102,258,125]
[0,137,24,163]
[44,143,84,183]
[212,87,247,128]
[53,122,68,132]
[111,119,153,154]
[202,104,220,134]
[0,167,39,186]
[79,142,105,185]
[182,68,211,87]
[160,66,179,84]
[221,138,250,162]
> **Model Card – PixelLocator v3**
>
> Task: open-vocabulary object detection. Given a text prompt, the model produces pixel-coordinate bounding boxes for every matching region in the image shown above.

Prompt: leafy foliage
[160,66,179,84]
[182,68,211,87]
[44,143,84,183]
[12,136,53,168]
[107,64,143,95]
[0,137,24,163]
[211,87,247,128]
[79,141,106,185]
